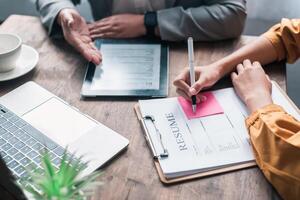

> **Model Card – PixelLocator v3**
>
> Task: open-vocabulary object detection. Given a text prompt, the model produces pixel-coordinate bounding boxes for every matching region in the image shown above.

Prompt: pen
[187,37,197,113]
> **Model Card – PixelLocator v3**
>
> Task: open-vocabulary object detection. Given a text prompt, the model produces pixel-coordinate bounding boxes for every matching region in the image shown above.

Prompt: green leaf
[20,146,102,200]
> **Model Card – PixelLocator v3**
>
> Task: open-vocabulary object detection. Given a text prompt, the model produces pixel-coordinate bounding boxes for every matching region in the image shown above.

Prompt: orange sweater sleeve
[246,104,300,199]
[263,18,300,63]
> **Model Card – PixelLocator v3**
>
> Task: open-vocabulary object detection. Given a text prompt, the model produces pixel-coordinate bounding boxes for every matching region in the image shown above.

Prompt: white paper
[138,83,300,178]
[90,44,161,90]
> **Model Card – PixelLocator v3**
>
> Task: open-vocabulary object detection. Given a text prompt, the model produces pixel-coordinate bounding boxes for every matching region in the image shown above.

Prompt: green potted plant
[19,150,102,200]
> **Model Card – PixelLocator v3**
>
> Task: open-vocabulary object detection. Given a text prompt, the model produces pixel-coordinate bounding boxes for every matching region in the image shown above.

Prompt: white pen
[187,37,197,113]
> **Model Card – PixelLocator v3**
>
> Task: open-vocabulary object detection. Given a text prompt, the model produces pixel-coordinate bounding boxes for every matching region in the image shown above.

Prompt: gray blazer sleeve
[36,0,78,36]
[157,0,247,41]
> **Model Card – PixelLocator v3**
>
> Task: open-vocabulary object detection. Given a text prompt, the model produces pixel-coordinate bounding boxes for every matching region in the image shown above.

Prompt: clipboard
[134,81,299,184]
[134,104,256,184]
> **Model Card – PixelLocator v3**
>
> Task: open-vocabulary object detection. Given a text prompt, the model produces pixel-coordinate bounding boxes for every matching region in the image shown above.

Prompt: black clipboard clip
[141,115,169,159]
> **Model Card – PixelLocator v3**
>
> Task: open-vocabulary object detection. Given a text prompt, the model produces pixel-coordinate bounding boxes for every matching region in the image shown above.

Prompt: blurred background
[0,0,299,36]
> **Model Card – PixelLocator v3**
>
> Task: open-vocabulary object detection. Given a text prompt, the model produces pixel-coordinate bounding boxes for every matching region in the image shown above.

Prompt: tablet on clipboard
[81,38,169,97]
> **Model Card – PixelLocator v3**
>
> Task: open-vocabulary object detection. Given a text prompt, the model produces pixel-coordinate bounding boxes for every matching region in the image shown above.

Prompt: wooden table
[0,15,285,200]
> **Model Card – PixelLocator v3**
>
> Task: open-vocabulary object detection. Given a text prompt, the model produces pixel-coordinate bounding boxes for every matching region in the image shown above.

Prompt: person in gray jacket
[36,0,247,65]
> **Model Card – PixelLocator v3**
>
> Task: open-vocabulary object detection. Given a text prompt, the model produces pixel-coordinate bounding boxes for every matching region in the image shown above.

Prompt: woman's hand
[173,65,222,102]
[57,8,102,65]
[88,14,146,39]
[231,60,273,113]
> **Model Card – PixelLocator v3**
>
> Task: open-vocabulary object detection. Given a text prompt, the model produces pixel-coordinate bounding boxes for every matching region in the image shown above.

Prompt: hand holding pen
[174,38,221,107]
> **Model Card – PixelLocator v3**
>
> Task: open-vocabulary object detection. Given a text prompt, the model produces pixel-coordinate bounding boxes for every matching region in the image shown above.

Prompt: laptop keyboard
[0,104,74,179]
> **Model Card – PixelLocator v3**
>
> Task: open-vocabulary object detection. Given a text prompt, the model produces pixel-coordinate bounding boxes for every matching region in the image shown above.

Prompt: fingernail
[67,20,73,27]
[189,88,197,95]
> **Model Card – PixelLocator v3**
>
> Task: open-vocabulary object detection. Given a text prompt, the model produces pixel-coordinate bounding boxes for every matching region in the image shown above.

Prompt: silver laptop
[0,81,129,178]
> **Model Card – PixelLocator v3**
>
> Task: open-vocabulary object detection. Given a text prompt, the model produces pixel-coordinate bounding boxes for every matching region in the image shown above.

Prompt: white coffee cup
[0,33,22,72]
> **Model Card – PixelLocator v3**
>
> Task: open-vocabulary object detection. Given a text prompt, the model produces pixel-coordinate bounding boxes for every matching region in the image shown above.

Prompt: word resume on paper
[139,83,300,178]
[139,88,254,178]
[90,44,161,90]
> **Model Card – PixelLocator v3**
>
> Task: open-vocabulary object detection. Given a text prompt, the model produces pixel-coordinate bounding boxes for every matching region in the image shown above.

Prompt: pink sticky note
[178,92,224,119]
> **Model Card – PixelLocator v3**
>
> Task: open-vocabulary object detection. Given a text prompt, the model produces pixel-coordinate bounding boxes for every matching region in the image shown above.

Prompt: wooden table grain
[0,15,285,200]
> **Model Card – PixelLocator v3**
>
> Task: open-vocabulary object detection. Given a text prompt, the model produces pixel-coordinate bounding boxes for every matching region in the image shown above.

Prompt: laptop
[0,155,26,200]
[0,81,129,180]
[286,60,300,108]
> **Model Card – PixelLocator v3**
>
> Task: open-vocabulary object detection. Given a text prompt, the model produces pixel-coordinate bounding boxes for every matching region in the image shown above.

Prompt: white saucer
[0,44,39,81]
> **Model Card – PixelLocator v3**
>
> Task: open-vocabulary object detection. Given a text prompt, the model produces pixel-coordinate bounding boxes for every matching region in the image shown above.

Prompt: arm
[173,37,277,100]
[36,0,78,36]
[174,18,300,100]
[36,0,101,64]
[246,105,300,199]
[215,36,278,78]
[157,0,247,41]
[231,61,300,200]
[218,18,300,77]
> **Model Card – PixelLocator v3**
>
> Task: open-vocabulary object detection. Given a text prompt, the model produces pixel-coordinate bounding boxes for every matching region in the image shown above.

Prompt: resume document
[139,84,300,178]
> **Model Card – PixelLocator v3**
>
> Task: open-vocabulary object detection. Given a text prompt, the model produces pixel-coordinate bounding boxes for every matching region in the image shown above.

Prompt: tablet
[81,38,169,97]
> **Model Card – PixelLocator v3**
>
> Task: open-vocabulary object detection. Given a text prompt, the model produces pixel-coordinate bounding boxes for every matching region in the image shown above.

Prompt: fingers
[243,59,252,68]
[190,76,206,95]
[61,9,82,29]
[89,46,102,65]
[253,61,267,74]
[59,10,102,65]
[72,37,102,65]
[88,47,102,65]
[89,24,119,39]
[91,52,102,65]
[90,42,98,51]
[67,18,74,28]
[88,21,112,32]
[85,49,101,65]
[87,41,102,65]
[236,60,263,74]
[173,79,192,96]
[76,41,92,61]
[173,69,192,96]
[98,17,111,23]
[174,67,212,102]
[176,89,204,104]
[88,17,118,39]
[58,8,76,26]
[89,25,116,35]
[176,88,190,100]
[80,35,92,43]
[90,32,118,39]
[236,64,244,74]
[231,72,238,81]
[252,61,262,68]
[81,48,93,63]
